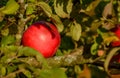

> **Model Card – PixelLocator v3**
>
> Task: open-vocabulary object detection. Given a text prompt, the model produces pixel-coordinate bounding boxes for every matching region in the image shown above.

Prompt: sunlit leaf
[23,70,32,78]
[74,65,82,74]
[97,28,119,45]
[51,14,64,32]
[91,42,99,55]
[26,5,35,15]
[70,21,82,41]
[0,66,6,76]
[1,28,9,36]
[81,0,101,16]
[54,0,71,18]
[38,1,52,17]
[66,0,73,14]
[1,0,19,14]
[39,68,67,78]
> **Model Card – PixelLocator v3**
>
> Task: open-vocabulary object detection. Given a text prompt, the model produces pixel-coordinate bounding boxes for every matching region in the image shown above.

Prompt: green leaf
[23,70,32,78]
[51,14,64,32]
[70,21,82,41]
[1,35,15,46]
[91,42,99,55]
[97,27,108,35]
[6,65,18,74]
[55,49,63,56]
[54,0,72,18]
[97,28,118,45]
[39,68,67,78]
[38,1,52,17]
[0,12,5,22]
[1,45,18,53]
[18,47,42,57]
[0,66,6,76]
[26,5,34,15]
[1,0,19,14]
[95,34,103,44]
[18,47,49,69]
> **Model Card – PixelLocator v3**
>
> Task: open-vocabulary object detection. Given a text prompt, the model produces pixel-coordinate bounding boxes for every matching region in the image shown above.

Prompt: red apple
[111,24,120,47]
[22,21,61,58]
[110,54,120,63]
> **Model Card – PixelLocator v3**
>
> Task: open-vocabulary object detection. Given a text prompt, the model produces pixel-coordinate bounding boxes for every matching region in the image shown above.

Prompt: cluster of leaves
[0,0,120,78]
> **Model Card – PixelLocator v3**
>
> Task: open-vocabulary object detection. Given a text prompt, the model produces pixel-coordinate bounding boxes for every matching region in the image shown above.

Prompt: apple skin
[111,24,120,47]
[110,54,120,63]
[22,21,61,58]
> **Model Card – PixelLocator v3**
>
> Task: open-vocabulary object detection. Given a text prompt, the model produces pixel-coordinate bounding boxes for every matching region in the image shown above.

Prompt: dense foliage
[0,0,120,78]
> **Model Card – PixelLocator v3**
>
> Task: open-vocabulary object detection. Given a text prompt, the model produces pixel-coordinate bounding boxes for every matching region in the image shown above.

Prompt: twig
[104,47,120,75]
[47,46,91,67]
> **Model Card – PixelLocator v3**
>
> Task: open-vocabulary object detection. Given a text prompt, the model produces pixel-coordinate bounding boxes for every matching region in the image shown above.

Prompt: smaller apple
[110,54,120,63]
[22,21,61,58]
[111,24,120,47]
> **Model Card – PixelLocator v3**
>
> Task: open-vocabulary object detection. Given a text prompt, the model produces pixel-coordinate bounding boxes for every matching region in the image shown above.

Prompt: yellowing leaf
[66,0,73,14]
[103,36,119,45]
[90,20,102,32]
[1,0,19,14]
[54,0,71,18]
[97,28,119,45]
[83,0,101,16]
[70,21,82,41]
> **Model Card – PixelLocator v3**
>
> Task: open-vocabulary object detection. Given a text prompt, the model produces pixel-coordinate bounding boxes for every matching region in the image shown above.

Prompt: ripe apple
[111,24,120,47]
[110,54,120,63]
[22,21,61,58]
